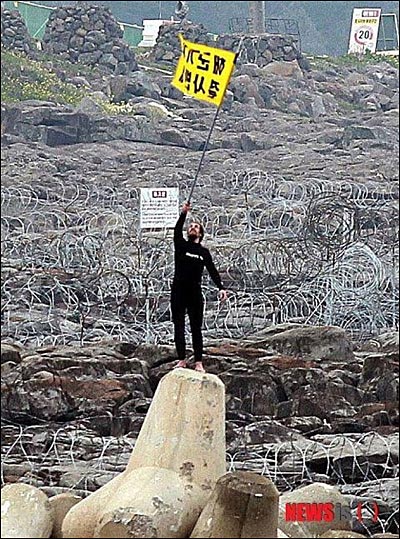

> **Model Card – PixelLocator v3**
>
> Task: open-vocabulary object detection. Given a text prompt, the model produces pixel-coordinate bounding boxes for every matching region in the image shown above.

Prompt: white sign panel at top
[348,8,382,54]
[140,188,179,230]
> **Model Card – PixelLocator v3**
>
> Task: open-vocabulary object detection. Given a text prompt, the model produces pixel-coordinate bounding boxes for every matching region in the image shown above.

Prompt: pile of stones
[151,21,215,63]
[151,21,304,68]
[217,33,303,67]
[41,4,138,74]
[1,8,37,56]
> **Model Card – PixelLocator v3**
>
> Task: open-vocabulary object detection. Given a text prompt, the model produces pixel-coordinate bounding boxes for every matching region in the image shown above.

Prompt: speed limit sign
[355,26,375,45]
[348,8,381,54]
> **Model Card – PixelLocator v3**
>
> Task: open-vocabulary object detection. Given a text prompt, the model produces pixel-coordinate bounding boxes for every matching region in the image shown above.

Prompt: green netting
[119,22,144,47]
[3,1,143,46]
[4,0,52,39]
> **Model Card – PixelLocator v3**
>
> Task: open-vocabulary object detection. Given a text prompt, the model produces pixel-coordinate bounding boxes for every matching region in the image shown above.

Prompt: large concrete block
[62,474,127,538]
[63,370,226,538]
[95,467,203,538]
[190,472,280,538]
[1,483,54,539]
[126,369,226,498]
[48,493,82,538]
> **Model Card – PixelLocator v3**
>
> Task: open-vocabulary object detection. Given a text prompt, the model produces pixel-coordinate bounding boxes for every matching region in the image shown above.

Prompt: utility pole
[248,1,265,34]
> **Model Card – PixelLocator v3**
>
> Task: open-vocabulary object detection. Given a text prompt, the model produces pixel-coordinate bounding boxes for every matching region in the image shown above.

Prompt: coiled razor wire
[1,170,398,346]
[1,424,398,536]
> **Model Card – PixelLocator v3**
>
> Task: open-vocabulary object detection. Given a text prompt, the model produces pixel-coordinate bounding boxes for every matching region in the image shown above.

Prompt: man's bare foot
[195,362,206,373]
[174,360,187,369]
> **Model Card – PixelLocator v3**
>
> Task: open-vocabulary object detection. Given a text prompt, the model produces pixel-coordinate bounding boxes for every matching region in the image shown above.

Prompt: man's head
[187,221,204,243]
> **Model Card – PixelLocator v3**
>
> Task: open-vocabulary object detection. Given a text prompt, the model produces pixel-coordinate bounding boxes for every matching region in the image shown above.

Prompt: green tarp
[4,1,143,45]
[5,0,51,39]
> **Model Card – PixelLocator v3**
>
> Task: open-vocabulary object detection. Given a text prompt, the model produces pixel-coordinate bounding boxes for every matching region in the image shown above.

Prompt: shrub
[1,47,86,105]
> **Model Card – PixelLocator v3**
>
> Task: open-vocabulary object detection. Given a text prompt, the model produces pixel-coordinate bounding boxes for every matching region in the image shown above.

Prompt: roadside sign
[140,188,179,230]
[348,8,382,54]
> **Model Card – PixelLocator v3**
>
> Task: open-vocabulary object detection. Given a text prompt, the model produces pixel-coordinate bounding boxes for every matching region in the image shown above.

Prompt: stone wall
[217,33,303,67]
[42,4,138,74]
[151,22,304,69]
[151,21,213,63]
[1,9,37,56]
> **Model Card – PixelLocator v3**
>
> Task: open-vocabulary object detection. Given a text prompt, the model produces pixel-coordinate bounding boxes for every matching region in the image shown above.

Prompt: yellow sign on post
[172,34,237,107]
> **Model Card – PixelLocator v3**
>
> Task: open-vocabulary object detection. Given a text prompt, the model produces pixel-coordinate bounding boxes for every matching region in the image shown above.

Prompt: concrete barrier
[1,483,54,539]
[62,473,128,538]
[126,369,226,497]
[63,370,226,538]
[95,467,203,538]
[190,472,280,538]
[48,493,81,538]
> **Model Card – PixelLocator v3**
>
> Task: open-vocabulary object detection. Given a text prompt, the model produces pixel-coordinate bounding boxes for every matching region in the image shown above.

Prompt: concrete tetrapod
[48,493,82,538]
[1,483,54,539]
[63,369,226,538]
[190,472,280,538]
[94,467,203,538]
[62,474,127,538]
[126,369,226,496]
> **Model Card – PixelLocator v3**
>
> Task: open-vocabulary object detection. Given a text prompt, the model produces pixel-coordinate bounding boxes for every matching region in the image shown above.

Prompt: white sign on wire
[348,8,382,54]
[140,188,179,230]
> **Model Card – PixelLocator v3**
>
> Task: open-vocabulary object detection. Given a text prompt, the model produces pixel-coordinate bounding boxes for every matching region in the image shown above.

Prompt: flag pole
[172,34,241,204]
[187,104,222,204]
[186,41,242,204]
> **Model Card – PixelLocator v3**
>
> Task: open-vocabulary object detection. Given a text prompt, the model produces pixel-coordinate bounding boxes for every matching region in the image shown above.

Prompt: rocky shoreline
[1,326,399,535]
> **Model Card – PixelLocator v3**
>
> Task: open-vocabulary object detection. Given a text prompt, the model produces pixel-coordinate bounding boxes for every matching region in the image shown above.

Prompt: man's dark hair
[189,221,205,242]
[198,223,205,242]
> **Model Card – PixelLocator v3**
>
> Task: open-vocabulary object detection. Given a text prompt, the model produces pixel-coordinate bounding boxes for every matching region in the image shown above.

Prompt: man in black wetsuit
[172,202,227,373]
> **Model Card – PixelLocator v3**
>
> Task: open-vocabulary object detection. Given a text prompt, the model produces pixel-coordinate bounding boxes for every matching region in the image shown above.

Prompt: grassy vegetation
[39,51,105,78]
[1,48,87,105]
[310,51,399,70]
[1,48,137,115]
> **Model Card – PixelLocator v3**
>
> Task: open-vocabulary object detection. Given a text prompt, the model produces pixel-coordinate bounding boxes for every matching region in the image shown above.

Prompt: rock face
[1,72,398,347]
[1,344,153,424]
[245,325,355,361]
[42,5,138,74]
[1,9,37,56]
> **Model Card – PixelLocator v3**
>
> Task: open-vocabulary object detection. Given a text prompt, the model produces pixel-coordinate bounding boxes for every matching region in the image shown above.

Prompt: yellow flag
[172,34,237,107]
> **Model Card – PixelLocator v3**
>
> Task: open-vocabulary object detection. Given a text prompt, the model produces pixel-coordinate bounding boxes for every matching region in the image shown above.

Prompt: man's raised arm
[174,202,190,243]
